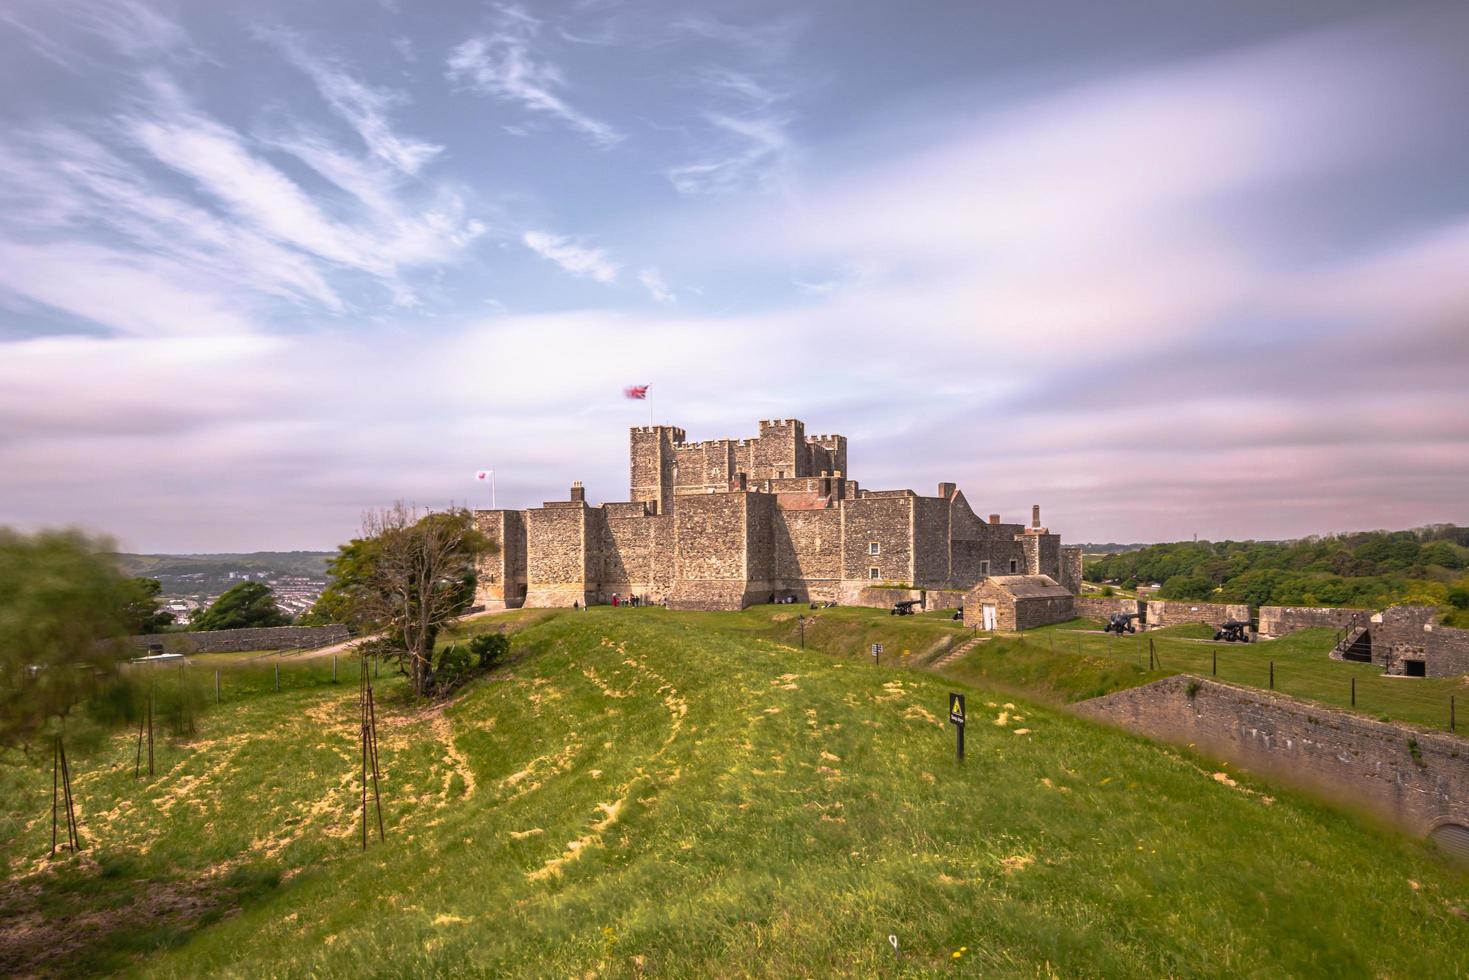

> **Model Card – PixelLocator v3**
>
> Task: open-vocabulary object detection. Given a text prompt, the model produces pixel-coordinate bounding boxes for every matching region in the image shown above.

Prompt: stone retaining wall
[1145,599,1250,630]
[1258,605,1371,638]
[127,625,350,654]
[1073,675,1469,838]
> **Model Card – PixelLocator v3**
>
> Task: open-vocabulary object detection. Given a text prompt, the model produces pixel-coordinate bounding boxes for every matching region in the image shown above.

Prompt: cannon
[1103,612,1139,635]
[891,599,922,616]
[1214,620,1251,643]
[952,607,964,621]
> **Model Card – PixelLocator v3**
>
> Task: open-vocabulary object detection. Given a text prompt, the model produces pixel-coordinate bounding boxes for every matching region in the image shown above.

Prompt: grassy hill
[2,608,1466,976]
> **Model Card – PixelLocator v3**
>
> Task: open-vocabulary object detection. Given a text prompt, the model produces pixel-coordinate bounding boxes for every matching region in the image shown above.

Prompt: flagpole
[491,470,497,510]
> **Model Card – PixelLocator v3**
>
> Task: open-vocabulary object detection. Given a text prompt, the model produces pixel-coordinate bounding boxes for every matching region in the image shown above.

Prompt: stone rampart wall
[1072,675,1469,838]
[1258,605,1371,638]
[128,625,349,654]
[1145,599,1250,630]
[1074,596,1143,621]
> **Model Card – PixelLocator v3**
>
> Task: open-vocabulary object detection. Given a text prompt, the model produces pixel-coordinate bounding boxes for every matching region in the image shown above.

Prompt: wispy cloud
[523,230,619,283]
[446,6,622,148]
[638,268,675,303]
[257,27,443,175]
[666,112,794,195]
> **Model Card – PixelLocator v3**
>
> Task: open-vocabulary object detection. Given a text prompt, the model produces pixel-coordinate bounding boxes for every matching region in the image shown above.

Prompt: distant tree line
[1086,525,1469,612]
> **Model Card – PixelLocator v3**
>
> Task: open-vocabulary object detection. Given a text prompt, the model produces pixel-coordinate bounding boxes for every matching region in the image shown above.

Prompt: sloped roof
[968,574,1070,600]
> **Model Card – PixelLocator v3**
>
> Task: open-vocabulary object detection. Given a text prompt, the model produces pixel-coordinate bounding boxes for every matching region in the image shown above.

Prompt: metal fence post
[275,662,280,692]
[1269,661,1274,690]
[215,669,220,704]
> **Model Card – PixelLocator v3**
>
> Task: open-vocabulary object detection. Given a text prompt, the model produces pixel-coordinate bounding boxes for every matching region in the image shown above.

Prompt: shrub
[1099,585,1115,597]
[436,643,473,689]
[469,633,510,669]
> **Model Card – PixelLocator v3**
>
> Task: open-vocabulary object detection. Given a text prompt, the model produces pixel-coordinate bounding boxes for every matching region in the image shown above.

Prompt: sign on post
[871,642,883,664]
[949,692,966,761]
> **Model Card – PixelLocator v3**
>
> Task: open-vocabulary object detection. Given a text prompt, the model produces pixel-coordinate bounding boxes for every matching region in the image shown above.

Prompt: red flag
[624,385,649,400]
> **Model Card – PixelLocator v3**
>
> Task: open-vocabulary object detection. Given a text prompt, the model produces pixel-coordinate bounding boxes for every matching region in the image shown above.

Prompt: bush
[1099,585,1115,597]
[436,643,473,690]
[469,633,510,669]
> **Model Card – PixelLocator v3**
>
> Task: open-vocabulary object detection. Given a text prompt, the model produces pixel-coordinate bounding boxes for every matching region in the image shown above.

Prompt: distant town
[114,551,333,625]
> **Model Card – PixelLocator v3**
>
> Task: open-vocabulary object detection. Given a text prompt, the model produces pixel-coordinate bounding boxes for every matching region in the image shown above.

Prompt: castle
[473,419,1082,611]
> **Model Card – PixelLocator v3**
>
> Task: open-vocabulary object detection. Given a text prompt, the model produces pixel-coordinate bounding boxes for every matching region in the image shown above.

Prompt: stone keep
[474,419,1075,611]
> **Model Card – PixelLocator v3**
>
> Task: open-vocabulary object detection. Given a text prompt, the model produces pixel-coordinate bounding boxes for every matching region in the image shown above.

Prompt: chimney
[570,480,585,503]
[1032,504,1041,529]
[938,482,956,499]
[989,513,1000,525]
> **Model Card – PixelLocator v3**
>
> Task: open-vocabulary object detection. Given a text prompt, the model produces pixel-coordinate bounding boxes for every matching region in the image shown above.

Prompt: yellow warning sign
[949,693,966,725]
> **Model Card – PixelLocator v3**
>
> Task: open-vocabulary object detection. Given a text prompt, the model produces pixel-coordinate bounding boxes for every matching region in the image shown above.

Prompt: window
[1009,559,1018,573]
[869,567,880,580]
[868,542,880,556]
[980,560,989,575]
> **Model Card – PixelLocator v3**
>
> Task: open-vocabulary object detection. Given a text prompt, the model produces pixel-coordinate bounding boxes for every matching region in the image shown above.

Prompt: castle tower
[752,418,805,479]
[630,425,684,515]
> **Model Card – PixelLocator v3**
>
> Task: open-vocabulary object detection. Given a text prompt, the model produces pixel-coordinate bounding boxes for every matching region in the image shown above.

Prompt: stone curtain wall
[128,625,349,654]
[1145,599,1250,630]
[1258,605,1371,638]
[1074,597,1144,621]
[1073,675,1469,838]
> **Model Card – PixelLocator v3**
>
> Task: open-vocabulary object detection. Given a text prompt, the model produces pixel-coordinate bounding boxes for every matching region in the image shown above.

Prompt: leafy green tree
[298,539,378,629]
[1159,574,1214,600]
[192,581,289,631]
[0,528,134,751]
[123,577,175,633]
[330,503,490,697]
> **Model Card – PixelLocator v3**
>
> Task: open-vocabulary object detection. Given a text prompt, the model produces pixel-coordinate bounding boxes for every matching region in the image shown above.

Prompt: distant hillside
[114,551,334,595]
[1086,525,1469,614]
[1073,542,1151,556]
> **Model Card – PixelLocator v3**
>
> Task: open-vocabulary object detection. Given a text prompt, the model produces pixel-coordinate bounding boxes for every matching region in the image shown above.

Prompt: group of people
[571,594,666,610]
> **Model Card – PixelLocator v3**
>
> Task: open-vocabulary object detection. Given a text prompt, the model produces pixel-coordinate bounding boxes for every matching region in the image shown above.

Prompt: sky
[1,0,1467,552]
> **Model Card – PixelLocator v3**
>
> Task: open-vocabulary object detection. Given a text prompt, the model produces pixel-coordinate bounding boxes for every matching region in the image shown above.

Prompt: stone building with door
[473,418,1082,611]
[962,575,1075,631]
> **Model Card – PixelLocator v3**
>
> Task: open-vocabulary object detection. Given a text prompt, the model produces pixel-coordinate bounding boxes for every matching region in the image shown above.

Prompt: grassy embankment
[1,607,1466,977]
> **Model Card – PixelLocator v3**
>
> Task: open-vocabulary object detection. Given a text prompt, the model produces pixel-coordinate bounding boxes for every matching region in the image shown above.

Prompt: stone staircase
[1330,624,1372,663]
[930,634,988,670]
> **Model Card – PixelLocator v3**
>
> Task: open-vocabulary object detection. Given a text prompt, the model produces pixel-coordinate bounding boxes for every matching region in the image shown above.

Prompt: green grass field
[1,607,1466,977]
[936,619,1468,733]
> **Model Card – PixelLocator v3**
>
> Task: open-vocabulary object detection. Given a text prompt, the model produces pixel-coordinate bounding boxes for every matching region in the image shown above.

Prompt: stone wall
[1074,596,1143,621]
[1371,606,1469,678]
[128,625,349,654]
[841,494,914,585]
[670,493,750,610]
[1073,675,1469,838]
[1258,605,1371,638]
[524,502,589,607]
[1145,599,1250,630]
[1059,546,1084,595]
[473,509,526,610]
[773,507,841,599]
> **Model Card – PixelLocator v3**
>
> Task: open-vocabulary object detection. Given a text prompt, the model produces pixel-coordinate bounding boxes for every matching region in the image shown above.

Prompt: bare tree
[355,503,488,697]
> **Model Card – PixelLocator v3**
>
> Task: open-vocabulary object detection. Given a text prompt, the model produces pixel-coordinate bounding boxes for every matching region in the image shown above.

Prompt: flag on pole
[475,471,491,481]
[624,384,649,399]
